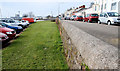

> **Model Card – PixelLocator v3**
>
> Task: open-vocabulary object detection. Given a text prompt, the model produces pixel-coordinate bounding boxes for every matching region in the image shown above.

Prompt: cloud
[0,0,94,2]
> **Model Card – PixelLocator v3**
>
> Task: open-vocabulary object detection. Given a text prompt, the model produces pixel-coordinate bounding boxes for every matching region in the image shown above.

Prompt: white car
[70,15,77,20]
[98,12,120,25]
[14,20,28,28]
[20,20,29,26]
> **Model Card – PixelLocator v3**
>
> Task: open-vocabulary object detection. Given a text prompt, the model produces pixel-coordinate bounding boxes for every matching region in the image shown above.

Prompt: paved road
[61,20,119,47]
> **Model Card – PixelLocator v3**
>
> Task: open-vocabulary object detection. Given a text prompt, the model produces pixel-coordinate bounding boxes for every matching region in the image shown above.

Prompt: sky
[0,0,94,18]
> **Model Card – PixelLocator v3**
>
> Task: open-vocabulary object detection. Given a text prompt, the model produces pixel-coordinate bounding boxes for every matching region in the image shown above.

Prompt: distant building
[64,5,86,17]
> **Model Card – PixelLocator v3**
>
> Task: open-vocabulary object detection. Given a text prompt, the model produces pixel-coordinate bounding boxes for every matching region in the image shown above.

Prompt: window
[104,4,106,9]
[95,6,97,11]
[111,2,117,10]
[104,13,108,17]
[101,4,103,12]
[107,12,119,17]
[91,14,98,16]
[87,14,90,17]
[100,13,104,17]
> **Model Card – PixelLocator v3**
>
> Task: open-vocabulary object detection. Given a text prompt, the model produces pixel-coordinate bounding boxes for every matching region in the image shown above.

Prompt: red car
[0,25,16,39]
[83,13,99,23]
[74,16,83,21]
[22,18,34,23]
[0,32,9,42]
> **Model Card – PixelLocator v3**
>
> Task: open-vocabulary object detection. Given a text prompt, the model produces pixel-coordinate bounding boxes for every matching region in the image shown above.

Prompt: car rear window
[91,14,98,16]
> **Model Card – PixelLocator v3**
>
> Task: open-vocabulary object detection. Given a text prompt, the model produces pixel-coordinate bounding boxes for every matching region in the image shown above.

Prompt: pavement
[60,20,119,47]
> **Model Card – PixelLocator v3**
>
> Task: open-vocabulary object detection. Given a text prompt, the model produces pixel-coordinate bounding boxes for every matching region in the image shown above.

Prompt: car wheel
[107,21,111,25]
[98,20,101,24]
[83,20,85,22]
[88,20,90,23]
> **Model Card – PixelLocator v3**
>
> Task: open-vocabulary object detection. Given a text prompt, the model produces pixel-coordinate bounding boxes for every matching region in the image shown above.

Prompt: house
[94,0,120,14]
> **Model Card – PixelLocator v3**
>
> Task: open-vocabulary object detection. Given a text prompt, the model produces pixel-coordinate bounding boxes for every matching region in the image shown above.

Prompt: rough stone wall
[58,21,119,69]
[58,22,86,69]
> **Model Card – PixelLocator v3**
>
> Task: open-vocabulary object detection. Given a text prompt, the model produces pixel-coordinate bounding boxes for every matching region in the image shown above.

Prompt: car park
[98,12,120,25]
[0,32,9,43]
[83,13,99,23]
[74,16,83,21]
[0,22,23,34]
[0,25,16,39]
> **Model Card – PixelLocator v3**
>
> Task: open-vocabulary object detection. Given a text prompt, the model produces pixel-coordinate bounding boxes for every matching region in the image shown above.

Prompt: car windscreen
[91,14,98,16]
[107,12,119,17]
[78,16,83,17]
[7,20,15,23]
[73,15,76,17]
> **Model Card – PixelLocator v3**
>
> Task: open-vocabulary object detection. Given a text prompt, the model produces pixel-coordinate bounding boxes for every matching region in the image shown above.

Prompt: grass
[2,21,68,69]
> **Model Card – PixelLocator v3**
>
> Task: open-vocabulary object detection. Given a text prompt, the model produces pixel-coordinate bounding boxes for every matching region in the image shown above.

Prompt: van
[98,12,120,25]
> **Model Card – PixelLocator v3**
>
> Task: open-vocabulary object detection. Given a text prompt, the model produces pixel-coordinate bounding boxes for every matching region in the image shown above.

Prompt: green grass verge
[2,21,68,69]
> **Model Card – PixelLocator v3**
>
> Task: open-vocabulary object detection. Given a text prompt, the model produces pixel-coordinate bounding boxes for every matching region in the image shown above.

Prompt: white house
[94,0,120,14]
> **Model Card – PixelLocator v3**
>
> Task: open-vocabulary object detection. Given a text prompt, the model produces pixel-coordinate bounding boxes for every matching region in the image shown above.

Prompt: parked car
[14,20,28,28]
[22,18,34,23]
[0,22,23,34]
[0,19,18,26]
[98,12,120,25]
[0,25,16,39]
[0,19,27,29]
[70,15,77,20]
[0,32,9,43]
[74,16,83,21]
[20,20,29,26]
[64,16,70,20]
[83,13,99,23]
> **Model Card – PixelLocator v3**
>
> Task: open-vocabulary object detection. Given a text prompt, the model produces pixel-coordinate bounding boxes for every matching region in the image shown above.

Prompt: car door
[103,13,108,23]
[99,13,104,23]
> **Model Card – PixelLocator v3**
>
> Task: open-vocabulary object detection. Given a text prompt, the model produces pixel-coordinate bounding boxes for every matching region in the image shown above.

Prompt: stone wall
[58,21,119,69]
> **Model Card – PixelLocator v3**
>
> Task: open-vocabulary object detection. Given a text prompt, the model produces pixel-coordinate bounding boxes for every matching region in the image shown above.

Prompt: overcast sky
[0,0,94,18]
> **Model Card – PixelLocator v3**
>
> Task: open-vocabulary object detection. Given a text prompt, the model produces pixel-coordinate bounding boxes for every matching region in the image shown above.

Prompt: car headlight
[6,32,12,34]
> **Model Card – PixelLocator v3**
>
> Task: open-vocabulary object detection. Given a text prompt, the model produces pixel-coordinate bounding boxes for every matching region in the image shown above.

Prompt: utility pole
[51,11,53,17]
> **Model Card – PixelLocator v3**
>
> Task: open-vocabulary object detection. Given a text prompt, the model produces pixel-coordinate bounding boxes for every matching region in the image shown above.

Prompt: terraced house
[94,0,120,14]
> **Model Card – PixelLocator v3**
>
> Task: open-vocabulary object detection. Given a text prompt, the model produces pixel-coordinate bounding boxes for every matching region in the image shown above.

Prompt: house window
[101,4,103,12]
[111,2,117,10]
[104,4,106,9]
[95,6,97,11]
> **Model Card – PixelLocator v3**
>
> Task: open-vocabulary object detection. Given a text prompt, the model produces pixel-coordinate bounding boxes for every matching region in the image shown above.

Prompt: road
[60,20,119,47]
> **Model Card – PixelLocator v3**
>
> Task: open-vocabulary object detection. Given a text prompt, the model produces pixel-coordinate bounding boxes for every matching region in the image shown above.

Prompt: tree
[46,15,51,19]
[22,14,28,17]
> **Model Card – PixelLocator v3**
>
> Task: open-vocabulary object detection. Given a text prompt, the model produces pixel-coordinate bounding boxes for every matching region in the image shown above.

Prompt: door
[103,13,108,23]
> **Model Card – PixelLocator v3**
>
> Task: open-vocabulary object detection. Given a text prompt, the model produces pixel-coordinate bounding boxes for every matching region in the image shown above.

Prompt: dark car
[74,16,83,21]
[83,13,99,23]
[0,22,23,34]
[0,25,16,39]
